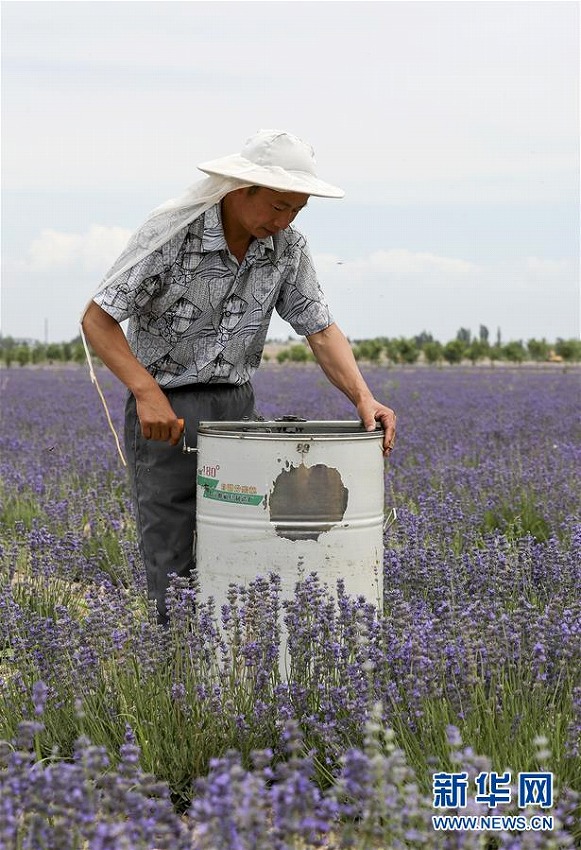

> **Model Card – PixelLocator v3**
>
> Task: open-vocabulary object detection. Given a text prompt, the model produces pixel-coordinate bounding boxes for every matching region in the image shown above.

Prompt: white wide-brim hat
[197,129,345,198]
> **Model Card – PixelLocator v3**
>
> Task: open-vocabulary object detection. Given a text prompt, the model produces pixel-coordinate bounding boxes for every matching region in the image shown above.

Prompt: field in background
[0,362,579,848]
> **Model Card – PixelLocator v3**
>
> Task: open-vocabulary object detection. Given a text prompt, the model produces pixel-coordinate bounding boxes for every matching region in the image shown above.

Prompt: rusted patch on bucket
[269,464,348,541]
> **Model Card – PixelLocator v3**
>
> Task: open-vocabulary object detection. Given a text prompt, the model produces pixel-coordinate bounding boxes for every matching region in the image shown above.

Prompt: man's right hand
[136,391,184,446]
[81,302,185,447]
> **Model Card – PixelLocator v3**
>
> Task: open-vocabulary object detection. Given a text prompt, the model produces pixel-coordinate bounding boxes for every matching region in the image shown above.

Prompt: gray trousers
[124,382,256,623]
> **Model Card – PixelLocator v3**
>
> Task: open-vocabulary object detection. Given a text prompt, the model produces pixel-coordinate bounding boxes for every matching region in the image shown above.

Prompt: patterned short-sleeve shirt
[93,203,333,387]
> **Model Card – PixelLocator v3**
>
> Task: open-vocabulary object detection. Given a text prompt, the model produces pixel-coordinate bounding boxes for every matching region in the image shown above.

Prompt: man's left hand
[357,398,397,457]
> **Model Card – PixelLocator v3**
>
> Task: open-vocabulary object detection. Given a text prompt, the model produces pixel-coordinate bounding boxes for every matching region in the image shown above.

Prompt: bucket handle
[178,419,197,455]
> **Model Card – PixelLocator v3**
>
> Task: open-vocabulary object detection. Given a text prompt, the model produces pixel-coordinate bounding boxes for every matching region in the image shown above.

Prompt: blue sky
[2,0,579,343]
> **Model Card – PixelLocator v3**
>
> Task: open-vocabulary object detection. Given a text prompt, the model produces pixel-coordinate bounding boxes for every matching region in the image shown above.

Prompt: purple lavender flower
[1,363,580,847]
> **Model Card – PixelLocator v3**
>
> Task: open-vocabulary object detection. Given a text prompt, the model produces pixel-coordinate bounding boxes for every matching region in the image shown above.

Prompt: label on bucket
[197,474,265,506]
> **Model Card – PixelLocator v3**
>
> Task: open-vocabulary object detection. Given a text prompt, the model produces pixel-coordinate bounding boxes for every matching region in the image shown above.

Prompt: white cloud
[267,250,578,343]
[2,231,577,345]
[25,225,132,273]
[524,257,574,279]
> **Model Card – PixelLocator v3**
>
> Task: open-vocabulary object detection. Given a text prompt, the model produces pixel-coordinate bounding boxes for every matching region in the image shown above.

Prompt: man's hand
[81,302,184,447]
[306,323,397,458]
[136,390,184,446]
[356,397,397,457]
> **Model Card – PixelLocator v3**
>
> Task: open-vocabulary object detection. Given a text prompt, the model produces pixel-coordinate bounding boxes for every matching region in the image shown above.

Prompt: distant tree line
[0,336,87,368]
[1,328,580,368]
[274,328,581,366]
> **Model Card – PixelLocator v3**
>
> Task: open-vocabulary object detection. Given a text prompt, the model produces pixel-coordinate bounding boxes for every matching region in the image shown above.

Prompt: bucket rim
[197,420,384,438]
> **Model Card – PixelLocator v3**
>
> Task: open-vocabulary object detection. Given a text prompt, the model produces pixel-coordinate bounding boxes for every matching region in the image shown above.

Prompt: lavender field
[0,362,579,849]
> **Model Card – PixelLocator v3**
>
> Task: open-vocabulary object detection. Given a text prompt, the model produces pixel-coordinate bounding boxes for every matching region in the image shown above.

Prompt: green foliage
[80,525,135,587]
[502,340,526,363]
[1,332,578,371]
[422,341,443,365]
[413,330,434,348]
[527,338,550,361]
[45,343,64,362]
[0,336,91,366]
[481,494,552,543]
[31,344,46,365]
[11,570,87,623]
[383,339,401,364]
[393,337,420,364]
[555,337,581,362]
[443,338,467,364]
[395,674,576,791]
[73,343,87,364]
[466,339,489,364]
[353,339,384,362]
[16,345,31,367]
[0,485,46,530]
[456,327,471,344]
[287,343,310,362]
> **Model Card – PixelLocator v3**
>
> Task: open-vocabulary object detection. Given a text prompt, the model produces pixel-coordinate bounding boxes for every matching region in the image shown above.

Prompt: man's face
[231,187,309,239]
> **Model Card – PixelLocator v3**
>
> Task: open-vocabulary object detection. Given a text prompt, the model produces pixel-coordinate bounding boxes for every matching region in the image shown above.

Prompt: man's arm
[81,302,183,445]
[306,322,396,456]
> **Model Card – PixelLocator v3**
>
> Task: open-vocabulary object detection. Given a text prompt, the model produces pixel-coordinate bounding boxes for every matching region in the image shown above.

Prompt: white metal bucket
[195,421,385,621]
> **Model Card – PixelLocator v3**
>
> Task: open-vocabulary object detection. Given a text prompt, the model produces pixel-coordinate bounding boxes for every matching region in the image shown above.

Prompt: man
[82,129,396,623]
